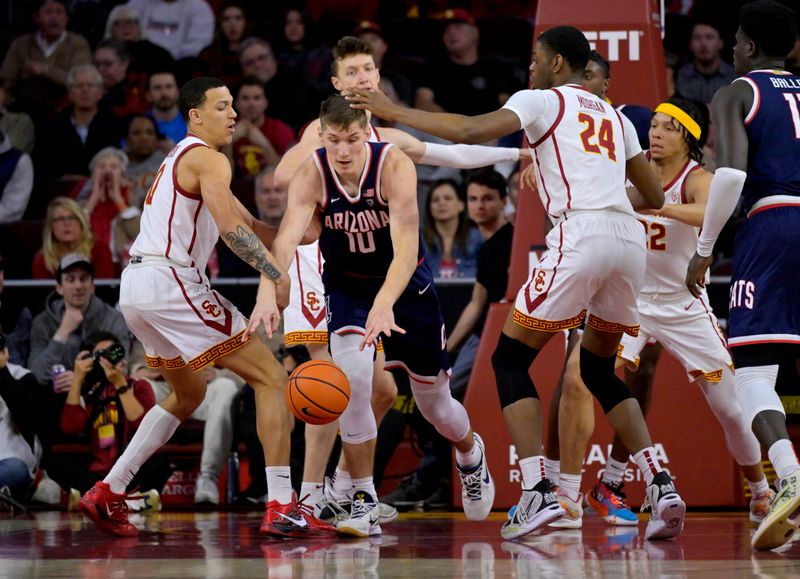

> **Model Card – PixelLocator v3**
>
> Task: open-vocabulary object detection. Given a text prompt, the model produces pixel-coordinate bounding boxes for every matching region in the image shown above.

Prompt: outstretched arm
[274,119,322,188]
[272,157,323,271]
[347,88,521,144]
[641,169,711,227]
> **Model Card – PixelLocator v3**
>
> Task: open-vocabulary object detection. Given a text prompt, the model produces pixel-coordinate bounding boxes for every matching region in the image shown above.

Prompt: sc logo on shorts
[202,300,221,318]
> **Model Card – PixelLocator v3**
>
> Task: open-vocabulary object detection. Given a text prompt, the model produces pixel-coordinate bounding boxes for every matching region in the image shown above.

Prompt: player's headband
[655,102,702,141]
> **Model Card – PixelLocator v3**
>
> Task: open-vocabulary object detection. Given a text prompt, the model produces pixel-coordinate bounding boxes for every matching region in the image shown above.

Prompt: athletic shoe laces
[350,494,374,519]
[460,469,484,502]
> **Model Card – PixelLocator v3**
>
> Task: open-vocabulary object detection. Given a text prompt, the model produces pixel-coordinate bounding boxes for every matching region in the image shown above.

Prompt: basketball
[286,360,350,425]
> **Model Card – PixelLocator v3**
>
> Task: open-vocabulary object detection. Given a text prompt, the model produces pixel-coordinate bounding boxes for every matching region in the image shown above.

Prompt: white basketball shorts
[120,261,248,372]
[513,211,645,336]
[284,242,328,346]
[618,289,732,382]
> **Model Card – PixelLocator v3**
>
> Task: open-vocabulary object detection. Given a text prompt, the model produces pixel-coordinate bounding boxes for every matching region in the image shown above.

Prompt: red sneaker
[79,482,138,537]
[260,493,337,538]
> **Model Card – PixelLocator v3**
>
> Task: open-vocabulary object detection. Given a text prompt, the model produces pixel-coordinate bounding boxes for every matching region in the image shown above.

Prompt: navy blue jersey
[737,70,800,214]
[314,141,428,288]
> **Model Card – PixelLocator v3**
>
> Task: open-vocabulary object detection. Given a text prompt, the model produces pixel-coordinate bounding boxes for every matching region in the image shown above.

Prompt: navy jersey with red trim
[315,141,427,286]
[738,70,800,213]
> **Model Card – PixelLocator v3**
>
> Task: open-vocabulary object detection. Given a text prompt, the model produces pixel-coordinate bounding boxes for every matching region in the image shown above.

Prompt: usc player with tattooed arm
[79,77,335,539]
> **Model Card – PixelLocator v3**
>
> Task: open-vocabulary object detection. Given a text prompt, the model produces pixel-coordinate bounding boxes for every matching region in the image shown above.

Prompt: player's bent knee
[579,347,635,414]
[411,372,470,442]
[561,366,590,402]
[492,333,540,408]
[734,364,783,427]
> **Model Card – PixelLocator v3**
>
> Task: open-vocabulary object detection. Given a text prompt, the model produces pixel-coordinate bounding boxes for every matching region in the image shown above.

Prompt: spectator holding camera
[46,332,171,503]
[28,253,129,386]
[0,333,43,511]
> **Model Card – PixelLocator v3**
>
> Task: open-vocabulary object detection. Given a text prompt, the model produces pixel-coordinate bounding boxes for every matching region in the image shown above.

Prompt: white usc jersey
[503,85,642,219]
[639,157,702,294]
[129,136,219,270]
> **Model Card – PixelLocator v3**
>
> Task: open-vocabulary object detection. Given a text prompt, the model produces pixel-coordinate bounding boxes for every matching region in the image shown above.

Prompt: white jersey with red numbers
[129,135,218,270]
[502,84,642,220]
[121,135,248,372]
[639,156,702,294]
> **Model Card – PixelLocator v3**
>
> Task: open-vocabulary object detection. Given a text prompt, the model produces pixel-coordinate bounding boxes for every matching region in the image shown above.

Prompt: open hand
[344,88,400,122]
[361,301,404,351]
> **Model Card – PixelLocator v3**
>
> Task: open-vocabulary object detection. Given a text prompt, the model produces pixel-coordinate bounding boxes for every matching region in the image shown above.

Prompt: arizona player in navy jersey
[685,0,800,551]
[272,95,494,537]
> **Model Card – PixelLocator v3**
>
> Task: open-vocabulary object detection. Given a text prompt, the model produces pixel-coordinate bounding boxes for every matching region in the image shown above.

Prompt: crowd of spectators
[0,0,779,512]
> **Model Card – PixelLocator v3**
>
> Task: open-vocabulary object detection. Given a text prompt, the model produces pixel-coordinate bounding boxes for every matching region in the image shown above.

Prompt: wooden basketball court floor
[2,510,800,577]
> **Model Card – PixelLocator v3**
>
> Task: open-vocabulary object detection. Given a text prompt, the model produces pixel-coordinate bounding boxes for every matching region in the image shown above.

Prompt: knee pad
[735,364,782,429]
[579,347,635,414]
[411,371,471,442]
[330,332,378,444]
[491,333,540,409]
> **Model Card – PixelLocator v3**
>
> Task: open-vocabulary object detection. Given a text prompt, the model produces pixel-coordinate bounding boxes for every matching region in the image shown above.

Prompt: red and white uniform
[618,158,731,382]
[120,135,248,371]
[283,125,383,346]
[502,85,644,334]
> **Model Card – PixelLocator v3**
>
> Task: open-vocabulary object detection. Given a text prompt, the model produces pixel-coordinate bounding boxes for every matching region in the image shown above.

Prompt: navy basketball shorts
[727,206,800,351]
[326,281,451,381]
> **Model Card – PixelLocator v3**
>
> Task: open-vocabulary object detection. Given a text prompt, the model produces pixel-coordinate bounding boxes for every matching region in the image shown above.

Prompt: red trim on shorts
[748,201,800,218]
[171,143,205,200]
[383,362,436,385]
[525,222,564,312]
[296,249,326,328]
[698,295,729,353]
[171,267,233,336]
[530,88,565,148]
[730,337,800,346]
[551,133,572,209]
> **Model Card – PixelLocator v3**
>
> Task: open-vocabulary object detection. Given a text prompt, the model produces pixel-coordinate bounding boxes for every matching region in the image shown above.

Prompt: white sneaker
[643,471,685,540]
[378,502,398,524]
[194,474,220,505]
[752,469,800,550]
[31,475,61,505]
[501,478,564,540]
[336,490,381,538]
[457,433,495,521]
[127,489,162,513]
[549,492,583,528]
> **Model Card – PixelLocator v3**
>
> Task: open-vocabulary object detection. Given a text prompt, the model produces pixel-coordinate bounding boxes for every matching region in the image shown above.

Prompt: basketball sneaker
[501,478,564,540]
[79,482,138,537]
[337,490,381,538]
[456,433,495,521]
[752,469,800,550]
[549,492,583,528]
[261,493,337,538]
[641,471,685,540]
[586,480,639,526]
[749,488,776,524]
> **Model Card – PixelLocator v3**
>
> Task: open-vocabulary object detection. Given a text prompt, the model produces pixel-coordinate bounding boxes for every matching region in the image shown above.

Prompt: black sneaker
[423,483,449,511]
[381,477,428,511]
[643,471,685,540]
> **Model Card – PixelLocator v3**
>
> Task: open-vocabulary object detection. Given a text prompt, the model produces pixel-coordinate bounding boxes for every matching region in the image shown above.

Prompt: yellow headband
[655,103,702,141]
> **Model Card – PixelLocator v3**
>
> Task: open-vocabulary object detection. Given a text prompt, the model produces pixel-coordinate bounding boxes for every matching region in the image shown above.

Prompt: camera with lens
[83,343,126,394]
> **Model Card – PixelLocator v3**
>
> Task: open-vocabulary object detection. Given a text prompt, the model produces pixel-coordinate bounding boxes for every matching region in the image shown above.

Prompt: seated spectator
[0,86,35,154]
[146,71,187,150]
[676,20,736,105]
[104,4,176,77]
[0,128,34,224]
[0,0,91,121]
[355,21,412,105]
[238,37,322,132]
[125,0,215,62]
[36,64,124,178]
[422,178,483,279]
[75,147,132,261]
[414,9,519,116]
[0,255,33,367]
[29,254,130,386]
[230,78,295,178]
[95,39,149,118]
[47,331,171,509]
[33,197,115,280]
[132,361,239,505]
[218,165,286,277]
[201,1,251,86]
[124,115,165,209]
[0,334,43,512]
[276,8,332,84]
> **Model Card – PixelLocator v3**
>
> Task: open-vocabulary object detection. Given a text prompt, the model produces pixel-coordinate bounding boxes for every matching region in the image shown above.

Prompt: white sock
[332,468,352,498]
[559,472,581,502]
[104,405,180,494]
[768,439,800,479]
[633,447,662,486]
[544,458,560,486]
[352,476,377,499]
[602,457,628,486]
[519,456,545,489]
[748,477,770,498]
[300,481,324,507]
[266,467,293,505]
[456,435,482,470]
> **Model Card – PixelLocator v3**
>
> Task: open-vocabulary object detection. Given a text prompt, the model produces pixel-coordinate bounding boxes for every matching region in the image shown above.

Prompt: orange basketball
[286,360,350,425]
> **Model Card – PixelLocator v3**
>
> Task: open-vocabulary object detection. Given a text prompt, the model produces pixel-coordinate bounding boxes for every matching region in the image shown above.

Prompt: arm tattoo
[225,225,282,281]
